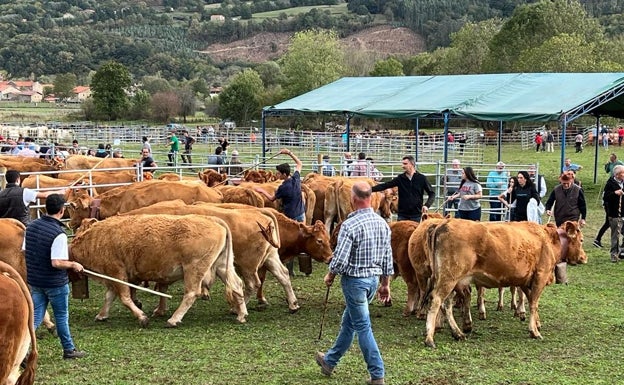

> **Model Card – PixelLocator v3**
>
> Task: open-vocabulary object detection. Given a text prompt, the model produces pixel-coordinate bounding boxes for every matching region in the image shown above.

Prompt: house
[209,86,223,98]
[0,84,20,101]
[210,14,225,22]
[13,90,42,103]
[1,80,44,94]
[72,86,91,101]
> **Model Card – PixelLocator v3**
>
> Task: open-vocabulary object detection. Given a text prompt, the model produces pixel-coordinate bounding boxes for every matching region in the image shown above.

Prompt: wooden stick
[67,155,110,188]
[83,268,172,298]
[214,151,284,187]
[317,285,331,341]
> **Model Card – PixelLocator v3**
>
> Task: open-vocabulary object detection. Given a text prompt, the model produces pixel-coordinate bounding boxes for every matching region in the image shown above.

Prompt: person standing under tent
[546,130,555,152]
[485,161,509,221]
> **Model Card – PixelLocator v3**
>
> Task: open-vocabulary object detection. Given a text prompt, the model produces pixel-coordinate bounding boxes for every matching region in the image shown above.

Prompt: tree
[151,91,181,123]
[369,57,404,76]
[218,69,264,125]
[128,90,151,120]
[90,61,131,120]
[176,87,197,123]
[255,61,286,88]
[485,0,604,72]
[280,29,346,100]
[53,73,77,101]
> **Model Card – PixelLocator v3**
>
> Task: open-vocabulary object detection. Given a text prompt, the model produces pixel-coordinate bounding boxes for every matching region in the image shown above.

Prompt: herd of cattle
[0,154,587,385]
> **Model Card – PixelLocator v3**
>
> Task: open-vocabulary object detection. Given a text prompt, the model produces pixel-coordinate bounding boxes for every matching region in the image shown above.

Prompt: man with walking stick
[315,181,393,385]
[24,194,86,359]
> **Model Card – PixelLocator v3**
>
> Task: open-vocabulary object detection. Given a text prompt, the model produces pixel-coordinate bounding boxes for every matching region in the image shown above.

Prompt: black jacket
[603,176,624,218]
[372,172,435,217]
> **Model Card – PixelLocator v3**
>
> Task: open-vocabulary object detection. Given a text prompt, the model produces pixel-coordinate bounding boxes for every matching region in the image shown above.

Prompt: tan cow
[423,220,587,348]
[157,173,200,182]
[65,180,223,230]
[57,170,145,193]
[198,169,228,186]
[239,181,316,225]
[70,214,247,327]
[215,203,332,305]
[64,155,137,170]
[0,219,56,334]
[121,201,301,313]
[215,185,265,207]
[0,156,63,174]
[0,261,38,385]
[323,178,391,232]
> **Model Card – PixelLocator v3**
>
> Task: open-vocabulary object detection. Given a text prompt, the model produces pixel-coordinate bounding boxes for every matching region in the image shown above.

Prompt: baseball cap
[231,150,239,156]
[496,161,505,167]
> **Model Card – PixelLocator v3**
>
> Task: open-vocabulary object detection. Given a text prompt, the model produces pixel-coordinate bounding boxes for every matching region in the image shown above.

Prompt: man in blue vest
[24,194,86,359]
[0,170,65,226]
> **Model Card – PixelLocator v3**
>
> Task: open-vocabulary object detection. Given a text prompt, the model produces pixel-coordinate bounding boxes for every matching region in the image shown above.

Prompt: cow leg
[95,287,117,322]
[403,278,419,317]
[457,285,472,333]
[212,255,247,323]
[152,284,169,317]
[526,285,545,339]
[262,252,300,313]
[510,286,517,311]
[477,286,487,320]
[166,270,204,327]
[256,265,269,308]
[496,287,505,311]
[414,273,430,320]
[116,285,150,327]
[443,294,465,341]
[42,311,56,335]
[424,281,457,348]
[515,287,527,321]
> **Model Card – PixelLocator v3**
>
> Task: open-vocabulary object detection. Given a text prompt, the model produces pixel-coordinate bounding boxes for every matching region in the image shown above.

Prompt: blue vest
[25,215,68,288]
[0,183,30,225]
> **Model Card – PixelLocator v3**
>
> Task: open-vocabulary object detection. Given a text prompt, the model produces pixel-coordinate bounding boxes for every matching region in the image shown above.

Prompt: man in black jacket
[371,155,435,221]
[603,164,624,262]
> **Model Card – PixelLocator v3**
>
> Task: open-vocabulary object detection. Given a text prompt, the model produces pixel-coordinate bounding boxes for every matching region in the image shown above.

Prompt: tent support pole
[443,112,449,163]
[345,114,351,152]
[560,116,568,172]
[593,115,601,184]
[414,119,419,162]
[497,121,503,162]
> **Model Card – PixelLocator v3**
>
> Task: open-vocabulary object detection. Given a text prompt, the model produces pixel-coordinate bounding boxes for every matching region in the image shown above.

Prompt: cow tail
[256,212,280,249]
[303,185,316,226]
[220,220,239,307]
[336,180,345,223]
[420,223,442,311]
[249,189,265,208]
[12,266,38,385]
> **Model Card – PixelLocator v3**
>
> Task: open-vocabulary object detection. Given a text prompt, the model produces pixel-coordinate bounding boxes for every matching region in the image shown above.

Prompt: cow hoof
[515,312,526,321]
[452,331,466,341]
[402,310,412,317]
[138,316,150,328]
[236,316,247,324]
[47,325,57,336]
[478,313,486,321]
[152,309,167,317]
[383,299,392,307]
[529,331,543,339]
[289,305,301,314]
[165,321,179,328]
[462,324,473,333]
[496,305,503,311]
[424,339,436,348]
[94,316,108,322]
[256,303,268,311]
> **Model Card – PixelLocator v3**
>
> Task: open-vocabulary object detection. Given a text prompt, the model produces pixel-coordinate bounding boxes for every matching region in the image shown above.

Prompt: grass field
[25,140,624,385]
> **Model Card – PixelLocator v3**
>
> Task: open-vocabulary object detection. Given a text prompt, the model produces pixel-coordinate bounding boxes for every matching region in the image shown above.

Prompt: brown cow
[0,219,56,334]
[121,201,300,313]
[423,220,586,348]
[0,156,63,174]
[216,203,332,305]
[157,173,200,182]
[243,169,277,183]
[198,169,228,186]
[215,185,265,207]
[57,170,147,193]
[65,180,223,230]
[70,214,247,327]
[239,181,316,225]
[0,261,38,385]
[64,155,137,170]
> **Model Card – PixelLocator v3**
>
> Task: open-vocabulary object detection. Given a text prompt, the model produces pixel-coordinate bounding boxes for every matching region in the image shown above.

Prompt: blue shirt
[329,208,394,278]
[275,170,304,219]
[486,170,509,196]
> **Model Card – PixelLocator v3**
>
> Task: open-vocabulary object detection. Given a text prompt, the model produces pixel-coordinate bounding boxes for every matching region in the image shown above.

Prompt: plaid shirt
[329,208,393,278]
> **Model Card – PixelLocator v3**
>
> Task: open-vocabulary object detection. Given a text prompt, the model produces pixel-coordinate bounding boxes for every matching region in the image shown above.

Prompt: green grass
[29,138,624,384]
[252,3,348,19]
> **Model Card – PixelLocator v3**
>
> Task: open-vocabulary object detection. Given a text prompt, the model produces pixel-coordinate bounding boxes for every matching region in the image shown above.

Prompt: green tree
[177,87,197,123]
[53,73,77,101]
[369,57,404,76]
[218,69,264,125]
[90,61,131,120]
[128,90,151,120]
[280,29,346,100]
[485,0,603,72]
[255,61,285,88]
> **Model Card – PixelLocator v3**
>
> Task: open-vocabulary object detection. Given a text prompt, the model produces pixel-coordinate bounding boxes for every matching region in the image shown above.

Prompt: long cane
[317,285,331,341]
[83,268,172,298]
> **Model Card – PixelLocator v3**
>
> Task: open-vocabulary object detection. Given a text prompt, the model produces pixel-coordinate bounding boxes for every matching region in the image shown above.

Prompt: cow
[65,180,223,230]
[0,156,63,174]
[198,169,228,186]
[323,178,392,232]
[423,220,586,348]
[239,181,316,225]
[121,201,301,313]
[158,173,200,182]
[57,170,147,193]
[63,155,137,170]
[215,185,265,207]
[69,214,247,327]
[216,203,333,305]
[302,173,335,223]
[0,218,56,335]
[0,261,38,385]
[243,169,277,183]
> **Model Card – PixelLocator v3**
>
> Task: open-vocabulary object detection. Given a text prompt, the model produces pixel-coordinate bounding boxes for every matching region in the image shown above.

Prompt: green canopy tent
[263,73,624,183]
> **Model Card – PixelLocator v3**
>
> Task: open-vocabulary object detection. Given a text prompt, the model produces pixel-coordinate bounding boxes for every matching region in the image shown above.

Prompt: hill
[201,26,425,63]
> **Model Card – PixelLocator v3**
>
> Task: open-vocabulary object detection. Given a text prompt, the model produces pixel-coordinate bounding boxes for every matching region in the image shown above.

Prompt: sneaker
[593,239,603,248]
[315,352,334,376]
[63,349,86,359]
[366,378,385,385]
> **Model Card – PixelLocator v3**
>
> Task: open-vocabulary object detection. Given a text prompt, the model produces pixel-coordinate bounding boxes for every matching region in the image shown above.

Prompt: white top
[23,188,38,206]
[22,233,69,261]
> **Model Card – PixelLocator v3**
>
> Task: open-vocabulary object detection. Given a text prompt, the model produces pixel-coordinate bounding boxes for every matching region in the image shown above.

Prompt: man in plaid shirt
[315,181,393,385]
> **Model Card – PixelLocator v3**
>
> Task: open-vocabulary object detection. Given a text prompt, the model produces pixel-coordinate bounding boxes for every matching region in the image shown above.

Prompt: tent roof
[264,73,624,122]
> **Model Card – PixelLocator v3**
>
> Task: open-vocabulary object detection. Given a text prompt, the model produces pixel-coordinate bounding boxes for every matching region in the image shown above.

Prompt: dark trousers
[181,151,192,165]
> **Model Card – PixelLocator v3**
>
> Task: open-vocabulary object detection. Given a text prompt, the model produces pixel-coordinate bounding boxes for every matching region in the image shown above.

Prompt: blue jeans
[489,199,503,221]
[32,284,76,351]
[458,207,481,221]
[325,276,384,380]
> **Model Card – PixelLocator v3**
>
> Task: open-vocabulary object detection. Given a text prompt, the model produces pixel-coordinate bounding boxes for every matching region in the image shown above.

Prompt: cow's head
[329,220,343,251]
[559,221,587,265]
[421,212,446,221]
[65,188,95,230]
[377,189,393,219]
[47,156,66,170]
[300,220,332,263]
[199,169,226,186]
